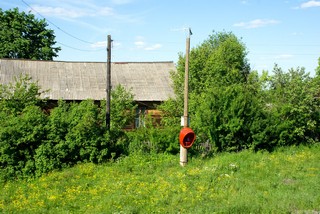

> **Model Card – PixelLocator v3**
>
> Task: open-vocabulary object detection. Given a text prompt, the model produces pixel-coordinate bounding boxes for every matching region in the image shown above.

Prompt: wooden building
[0,59,176,128]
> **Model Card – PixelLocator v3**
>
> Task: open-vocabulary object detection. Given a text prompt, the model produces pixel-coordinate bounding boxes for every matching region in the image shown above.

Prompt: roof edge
[0,58,174,64]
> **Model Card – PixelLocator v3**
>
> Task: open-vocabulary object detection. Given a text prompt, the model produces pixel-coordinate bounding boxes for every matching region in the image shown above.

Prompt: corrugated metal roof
[0,59,176,101]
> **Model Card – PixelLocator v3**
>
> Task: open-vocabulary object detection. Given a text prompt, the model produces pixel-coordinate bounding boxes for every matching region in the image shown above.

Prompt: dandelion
[48,195,57,201]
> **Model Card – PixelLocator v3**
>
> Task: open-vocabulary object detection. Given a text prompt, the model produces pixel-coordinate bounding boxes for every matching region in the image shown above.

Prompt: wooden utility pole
[180,28,192,166]
[106,35,112,130]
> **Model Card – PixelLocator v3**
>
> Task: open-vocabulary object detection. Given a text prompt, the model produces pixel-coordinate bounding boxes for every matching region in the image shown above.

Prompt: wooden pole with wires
[106,35,112,130]
[180,28,192,166]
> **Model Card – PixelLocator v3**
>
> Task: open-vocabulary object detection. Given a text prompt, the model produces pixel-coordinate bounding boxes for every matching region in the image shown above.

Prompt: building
[0,59,176,128]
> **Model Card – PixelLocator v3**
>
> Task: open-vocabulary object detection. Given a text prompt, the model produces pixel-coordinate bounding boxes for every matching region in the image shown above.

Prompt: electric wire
[57,42,105,52]
[18,0,320,56]
[21,0,95,45]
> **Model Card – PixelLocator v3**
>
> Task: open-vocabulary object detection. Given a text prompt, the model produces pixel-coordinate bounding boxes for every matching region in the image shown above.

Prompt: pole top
[188,28,193,36]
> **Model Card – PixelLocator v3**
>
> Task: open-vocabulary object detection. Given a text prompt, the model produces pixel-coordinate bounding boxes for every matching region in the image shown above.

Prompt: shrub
[0,105,47,180]
[0,74,46,113]
[0,76,137,180]
[0,75,47,180]
[252,66,320,150]
[35,85,136,176]
[35,100,109,175]
[127,114,180,155]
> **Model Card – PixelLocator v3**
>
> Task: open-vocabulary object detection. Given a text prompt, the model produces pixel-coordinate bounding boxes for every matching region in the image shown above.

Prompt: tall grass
[1,144,319,213]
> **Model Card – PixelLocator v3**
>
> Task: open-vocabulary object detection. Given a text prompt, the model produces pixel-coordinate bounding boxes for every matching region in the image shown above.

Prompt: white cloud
[96,7,114,16]
[91,41,107,48]
[134,41,145,48]
[134,36,146,49]
[234,19,279,29]
[241,0,249,4]
[112,41,122,49]
[31,5,86,18]
[30,4,114,18]
[134,36,162,51]
[144,44,162,51]
[300,0,320,8]
[26,1,142,25]
[111,0,133,5]
[90,40,121,49]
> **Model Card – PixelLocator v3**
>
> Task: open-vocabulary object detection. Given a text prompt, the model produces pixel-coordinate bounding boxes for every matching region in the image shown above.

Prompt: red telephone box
[179,127,196,149]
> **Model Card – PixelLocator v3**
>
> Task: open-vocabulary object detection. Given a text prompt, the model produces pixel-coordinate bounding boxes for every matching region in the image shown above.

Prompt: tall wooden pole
[106,35,112,130]
[180,29,191,166]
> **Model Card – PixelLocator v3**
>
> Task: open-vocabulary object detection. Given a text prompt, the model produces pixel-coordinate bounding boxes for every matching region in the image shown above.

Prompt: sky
[1,0,320,75]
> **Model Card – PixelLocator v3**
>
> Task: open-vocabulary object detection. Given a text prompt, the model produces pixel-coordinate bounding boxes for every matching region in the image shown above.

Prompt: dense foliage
[0,8,60,60]
[160,31,320,154]
[0,76,135,181]
[1,31,320,181]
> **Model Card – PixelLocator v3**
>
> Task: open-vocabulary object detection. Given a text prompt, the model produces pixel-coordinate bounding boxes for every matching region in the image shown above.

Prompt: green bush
[161,31,320,153]
[1,34,320,181]
[127,116,180,154]
[34,100,109,176]
[252,66,320,150]
[0,74,46,113]
[35,85,136,176]
[0,105,47,180]
[0,75,47,180]
[0,76,136,180]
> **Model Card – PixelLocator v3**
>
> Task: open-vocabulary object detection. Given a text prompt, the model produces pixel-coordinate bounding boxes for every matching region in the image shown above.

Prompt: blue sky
[1,0,320,75]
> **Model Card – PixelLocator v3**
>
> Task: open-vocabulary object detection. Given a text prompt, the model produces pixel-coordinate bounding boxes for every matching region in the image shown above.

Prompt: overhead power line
[21,0,95,45]
[57,42,105,52]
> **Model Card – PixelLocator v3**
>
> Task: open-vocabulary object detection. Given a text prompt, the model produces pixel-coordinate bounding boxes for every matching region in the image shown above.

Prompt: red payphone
[179,127,196,149]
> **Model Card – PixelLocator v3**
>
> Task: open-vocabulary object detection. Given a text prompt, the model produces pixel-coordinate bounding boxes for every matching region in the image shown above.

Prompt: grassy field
[1,144,320,213]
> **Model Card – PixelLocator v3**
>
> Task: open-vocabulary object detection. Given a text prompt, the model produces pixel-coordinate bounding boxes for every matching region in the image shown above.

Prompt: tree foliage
[160,31,320,154]
[254,65,320,150]
[0,8,61,60]
[0,74,45,113]
[1,29,320,180]
[0,76,136,181]
[35,100,109,176]
[0,75,47,179]
[161,31,254,153]
[172,31,250,97]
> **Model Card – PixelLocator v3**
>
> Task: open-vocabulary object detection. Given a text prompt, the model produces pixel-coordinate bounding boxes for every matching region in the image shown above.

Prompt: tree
[161,31,255,152]
[0,8,61,60]
[256,65,320,149]
[0,74,45,114]
[172,31,250,97]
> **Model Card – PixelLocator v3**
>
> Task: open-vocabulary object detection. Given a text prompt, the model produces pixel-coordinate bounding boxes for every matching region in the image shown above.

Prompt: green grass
[1,145,320,213]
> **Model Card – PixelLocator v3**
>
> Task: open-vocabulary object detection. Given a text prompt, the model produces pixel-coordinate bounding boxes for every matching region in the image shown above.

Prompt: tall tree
[257,65,320,149]
[0,8,61,60]
[161,31,259,152]
[172,31,250,97]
